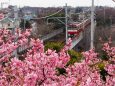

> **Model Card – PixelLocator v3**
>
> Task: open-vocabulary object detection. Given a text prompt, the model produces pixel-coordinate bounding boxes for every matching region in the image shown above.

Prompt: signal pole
[91,0,95,49]
[65,3,68,44]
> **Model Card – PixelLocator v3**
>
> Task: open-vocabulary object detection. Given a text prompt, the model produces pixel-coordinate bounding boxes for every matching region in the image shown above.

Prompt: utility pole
[110,15,112,28]
[13,6,19,34]
[104,7,105,26]
[14,6,18,58]
[91,0,95,49]
[1,2,8,9]
[83,10,85,30]
[24,18,25,30]
[65,3,68,44]
[9,0,10,6]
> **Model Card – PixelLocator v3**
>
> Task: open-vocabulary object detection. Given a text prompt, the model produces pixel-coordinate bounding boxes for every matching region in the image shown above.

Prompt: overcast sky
[0,0,115,7]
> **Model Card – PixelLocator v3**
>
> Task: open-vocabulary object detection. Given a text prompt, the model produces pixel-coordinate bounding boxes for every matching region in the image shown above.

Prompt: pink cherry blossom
[0,28,114,86]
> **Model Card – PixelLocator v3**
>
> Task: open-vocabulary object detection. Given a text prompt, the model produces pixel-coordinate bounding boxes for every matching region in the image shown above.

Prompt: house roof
[0,17,15,23]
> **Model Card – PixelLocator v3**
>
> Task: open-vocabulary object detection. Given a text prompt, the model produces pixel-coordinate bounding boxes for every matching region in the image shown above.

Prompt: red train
[68,19,91,39]
[68,19,91,30]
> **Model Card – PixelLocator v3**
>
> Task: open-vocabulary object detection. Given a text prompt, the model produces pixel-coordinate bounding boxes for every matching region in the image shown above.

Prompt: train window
[68,34,74,38]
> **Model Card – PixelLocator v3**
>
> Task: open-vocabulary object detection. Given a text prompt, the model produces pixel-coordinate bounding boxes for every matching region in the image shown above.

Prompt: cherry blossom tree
[0,28,114,86]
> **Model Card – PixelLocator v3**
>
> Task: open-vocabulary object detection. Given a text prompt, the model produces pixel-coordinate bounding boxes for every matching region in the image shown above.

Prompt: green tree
[45,42,82,66]
[20,19,31,29]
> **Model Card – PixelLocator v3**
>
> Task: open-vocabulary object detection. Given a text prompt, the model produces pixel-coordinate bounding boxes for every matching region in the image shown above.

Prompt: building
[0,17,20,29]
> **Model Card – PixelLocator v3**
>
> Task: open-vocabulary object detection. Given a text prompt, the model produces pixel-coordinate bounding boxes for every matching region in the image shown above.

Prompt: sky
[0,0,115,7]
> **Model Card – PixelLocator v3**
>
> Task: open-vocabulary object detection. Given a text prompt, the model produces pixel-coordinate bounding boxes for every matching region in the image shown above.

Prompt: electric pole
[104,6,105,26]
[83,10,85,30]
[110,15,112,28]
[0,2,8,9]
[65,3,68,44]
[14,6,19,58]
[91,0,95,49]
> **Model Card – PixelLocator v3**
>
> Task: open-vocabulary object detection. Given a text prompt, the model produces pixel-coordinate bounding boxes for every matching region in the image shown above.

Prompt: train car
[68,19,91,32]
[67,29,82,39]
[68,22,80,30]
[67,19,91,40]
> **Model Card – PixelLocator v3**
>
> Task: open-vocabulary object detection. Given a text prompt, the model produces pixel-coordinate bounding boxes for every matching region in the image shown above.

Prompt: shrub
[45,42,82,65]
[45,42,64,52]
[67,50,82,65]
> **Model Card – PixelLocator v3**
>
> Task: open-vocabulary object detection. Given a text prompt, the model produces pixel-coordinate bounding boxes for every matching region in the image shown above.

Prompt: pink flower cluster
[103,43,115,57]
[0,28,114,86]
[0,29,31,57]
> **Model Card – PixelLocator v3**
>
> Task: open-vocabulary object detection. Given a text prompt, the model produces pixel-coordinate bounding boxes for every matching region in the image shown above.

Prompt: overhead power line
[36,8,64,20]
